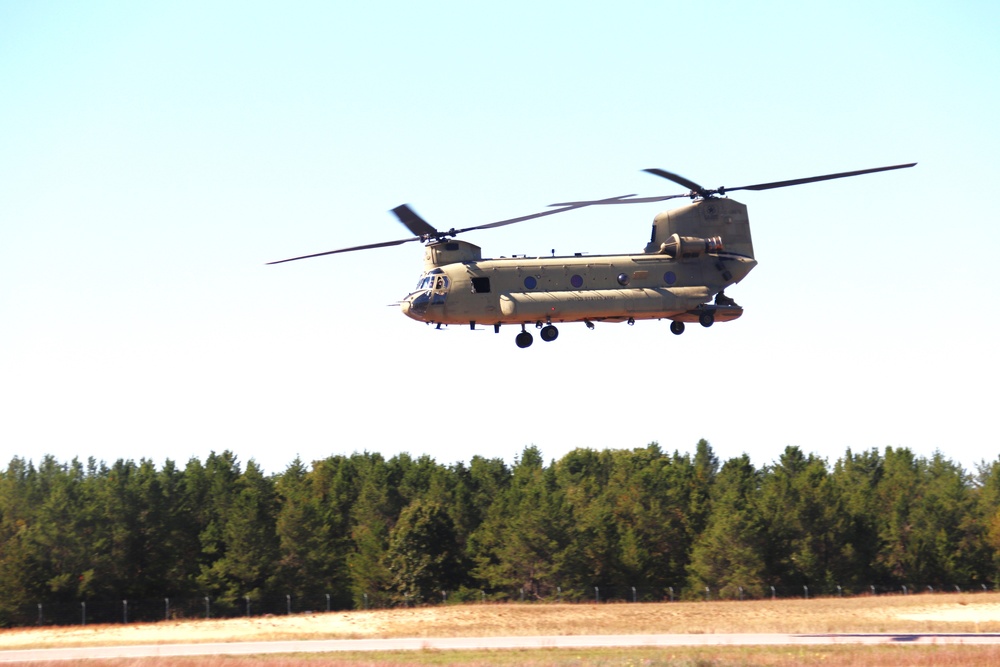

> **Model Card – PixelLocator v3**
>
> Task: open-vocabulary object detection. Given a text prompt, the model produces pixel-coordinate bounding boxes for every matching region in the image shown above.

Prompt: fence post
[363,592,368,609]
[520,588,524,602]
[165,598,170,621]
[902,585,907,596]
[870,585,876,596]
[481,590,486,604]
[803,585,809,599]
[287,594,292,615]
[704,587,710,602]
[668,586,674,602]
[632,586,637,603]
[204,596,210,619]
[441,591,447,604]
[245,595,250,617]
[955,585,961,593]
[37,603,42,626]
[595,587,600,603]
[738,586,744,601]
[326,593,331,612]
[81,601,86,626]
[123,600,128,624]
[556,586,561,602]
[770,586,775,601]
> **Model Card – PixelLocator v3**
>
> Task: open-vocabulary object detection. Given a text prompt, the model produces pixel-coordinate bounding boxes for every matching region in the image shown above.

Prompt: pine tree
[385,499,461,603]
[686,454,766,598]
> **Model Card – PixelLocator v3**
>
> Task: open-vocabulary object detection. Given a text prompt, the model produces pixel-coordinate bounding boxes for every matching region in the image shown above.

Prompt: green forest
[2,441,1000,626]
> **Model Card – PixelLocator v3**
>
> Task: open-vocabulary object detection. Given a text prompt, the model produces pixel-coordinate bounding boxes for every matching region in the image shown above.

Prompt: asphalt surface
[4,633,1000,662]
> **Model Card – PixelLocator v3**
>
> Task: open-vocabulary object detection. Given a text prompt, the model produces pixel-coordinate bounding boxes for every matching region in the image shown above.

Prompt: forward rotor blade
[266,196,618,264]
[391,204,438,237]
[266,236,421,264]
[726,163,917,193]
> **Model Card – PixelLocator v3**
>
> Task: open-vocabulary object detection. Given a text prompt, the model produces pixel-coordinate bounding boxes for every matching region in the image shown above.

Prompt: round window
[664,271,677,285]
[524,276,537,289]
[617,273,630,286]
[570,274,583,288]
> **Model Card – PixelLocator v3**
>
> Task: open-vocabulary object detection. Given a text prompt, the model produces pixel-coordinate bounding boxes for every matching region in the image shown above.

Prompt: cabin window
[524,276,537,289]
[570,274,583,288]
[663,271,677,285]
[617,273,630,286]
[471,277,491,293]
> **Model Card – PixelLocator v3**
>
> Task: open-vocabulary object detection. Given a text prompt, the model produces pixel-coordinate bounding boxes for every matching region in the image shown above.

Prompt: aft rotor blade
[726,163,917,193]
[266,236,421,264]
[643,168,710,197]
[452,194,637,234]
[549,193,689,206]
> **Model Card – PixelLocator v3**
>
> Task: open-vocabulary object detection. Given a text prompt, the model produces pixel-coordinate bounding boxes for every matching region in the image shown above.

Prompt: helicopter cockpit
[402,271,450,320]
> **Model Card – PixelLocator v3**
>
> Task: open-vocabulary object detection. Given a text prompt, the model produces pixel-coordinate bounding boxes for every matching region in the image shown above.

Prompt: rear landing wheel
[540,325,559,342]
[670,321,685,335]
[699,311,715,328]
[515,331,534,348]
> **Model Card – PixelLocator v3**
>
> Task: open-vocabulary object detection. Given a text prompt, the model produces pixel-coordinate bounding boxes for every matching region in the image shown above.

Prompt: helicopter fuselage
[400,197,757,336]
[401,249,755,327]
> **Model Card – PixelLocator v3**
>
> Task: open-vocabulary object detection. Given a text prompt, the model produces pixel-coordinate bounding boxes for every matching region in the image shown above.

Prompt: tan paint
[401,198,757,328]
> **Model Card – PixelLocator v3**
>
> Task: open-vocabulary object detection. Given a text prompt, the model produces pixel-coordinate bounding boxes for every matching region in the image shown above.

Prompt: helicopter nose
[401,292,430,321]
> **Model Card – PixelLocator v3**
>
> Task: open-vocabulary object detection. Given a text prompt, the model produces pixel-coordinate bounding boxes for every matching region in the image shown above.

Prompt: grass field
[3,592,1000,665]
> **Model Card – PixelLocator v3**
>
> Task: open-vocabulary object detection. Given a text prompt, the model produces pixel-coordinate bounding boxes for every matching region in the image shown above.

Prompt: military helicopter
[270,163,915,348]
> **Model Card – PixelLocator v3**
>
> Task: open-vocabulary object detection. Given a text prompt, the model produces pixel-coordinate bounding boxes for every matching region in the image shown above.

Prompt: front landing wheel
[540,325,559,342]
[670,321,685,335]
[515,331,534,348]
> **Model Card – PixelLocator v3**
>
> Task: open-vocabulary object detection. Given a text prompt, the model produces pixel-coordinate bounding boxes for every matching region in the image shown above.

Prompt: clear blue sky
[2,1,998,474]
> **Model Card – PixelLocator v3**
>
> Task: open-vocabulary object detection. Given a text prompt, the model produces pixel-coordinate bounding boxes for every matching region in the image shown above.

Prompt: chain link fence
[8,581,997,629]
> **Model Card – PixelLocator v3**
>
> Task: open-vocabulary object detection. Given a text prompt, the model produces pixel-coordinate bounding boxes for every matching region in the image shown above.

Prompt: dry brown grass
[11,645,1000,666]
[4,593,1000,664]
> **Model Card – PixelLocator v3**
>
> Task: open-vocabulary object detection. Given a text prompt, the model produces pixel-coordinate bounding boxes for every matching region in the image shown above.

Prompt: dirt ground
[2,592,1000,650]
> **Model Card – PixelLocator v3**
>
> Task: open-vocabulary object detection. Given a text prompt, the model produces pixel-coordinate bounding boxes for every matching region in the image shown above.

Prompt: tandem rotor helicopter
[270,163,915,348]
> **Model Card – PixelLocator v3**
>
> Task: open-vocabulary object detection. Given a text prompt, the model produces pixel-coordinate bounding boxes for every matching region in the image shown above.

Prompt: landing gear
[515,325,533,348]
[670,321,685,335]
[540,325,559,342]
[699,311,715,328]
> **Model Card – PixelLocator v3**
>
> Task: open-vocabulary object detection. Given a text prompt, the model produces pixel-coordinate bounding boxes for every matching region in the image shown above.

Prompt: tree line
[2,441,1000,626]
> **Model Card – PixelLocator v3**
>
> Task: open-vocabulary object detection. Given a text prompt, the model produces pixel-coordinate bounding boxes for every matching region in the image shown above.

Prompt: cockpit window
[415,275,450,292]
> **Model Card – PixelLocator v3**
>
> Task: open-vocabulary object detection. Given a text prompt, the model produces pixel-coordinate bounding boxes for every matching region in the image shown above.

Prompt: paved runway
[4,633,1000,662]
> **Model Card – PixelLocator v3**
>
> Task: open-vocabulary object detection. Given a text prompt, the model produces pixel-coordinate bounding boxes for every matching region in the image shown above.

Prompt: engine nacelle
[658,233,723,258]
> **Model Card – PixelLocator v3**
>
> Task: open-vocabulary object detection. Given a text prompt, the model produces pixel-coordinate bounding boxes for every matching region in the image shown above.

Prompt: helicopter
[270,163,916,348]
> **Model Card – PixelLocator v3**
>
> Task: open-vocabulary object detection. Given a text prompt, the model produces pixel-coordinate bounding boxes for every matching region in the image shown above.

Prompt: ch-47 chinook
[270,163,915,348]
